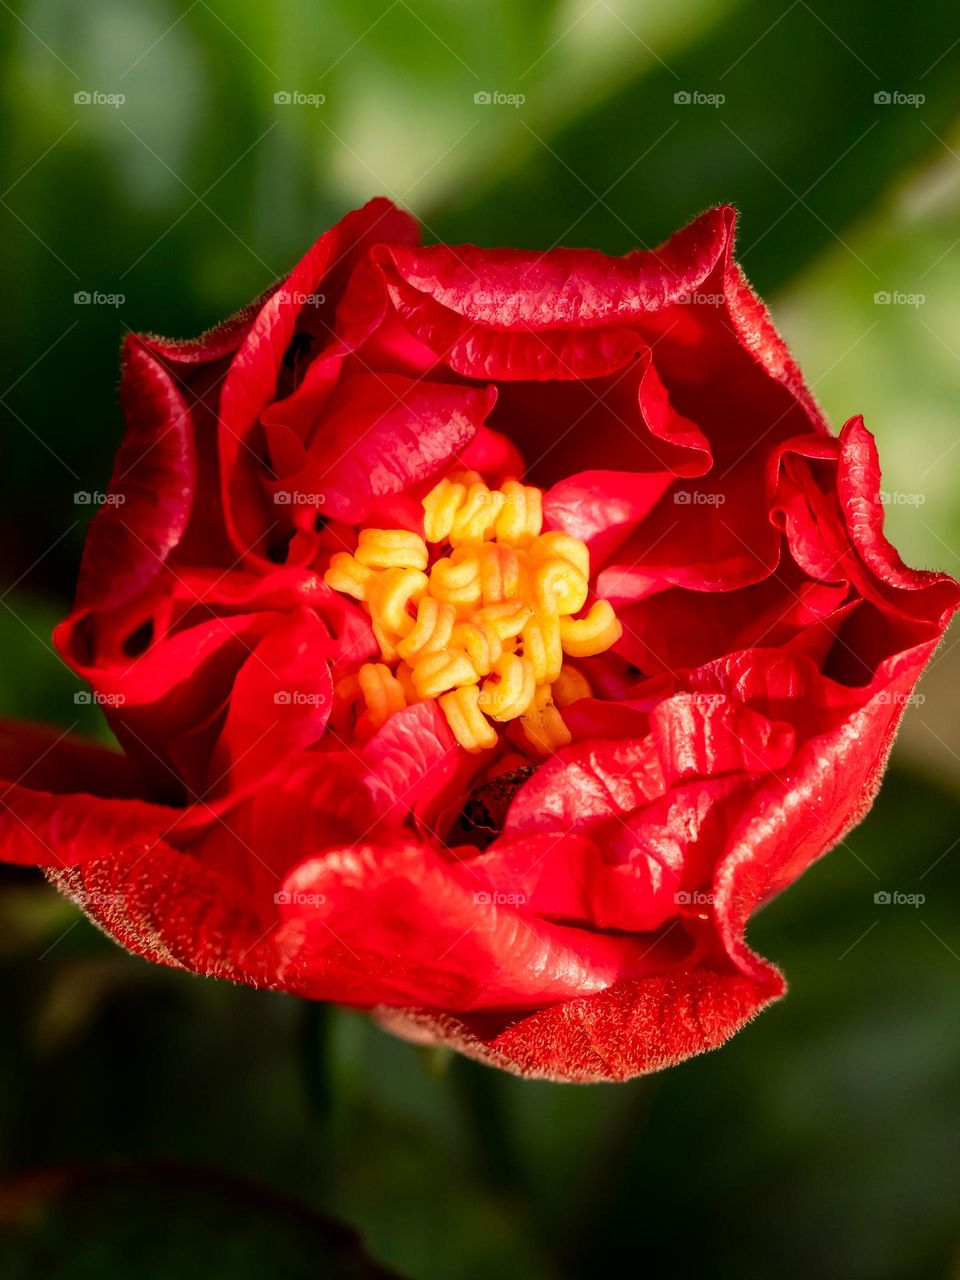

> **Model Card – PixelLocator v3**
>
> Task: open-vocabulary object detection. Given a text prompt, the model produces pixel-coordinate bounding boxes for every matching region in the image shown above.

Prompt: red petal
[268,374,496,524]
[204,610,333,802]
[374,964,783,1083]
[276,840,690,1009]
[70,337,195,614]
[0,724,174,868]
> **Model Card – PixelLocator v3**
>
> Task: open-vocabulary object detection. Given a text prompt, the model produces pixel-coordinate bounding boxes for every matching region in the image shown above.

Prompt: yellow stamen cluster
[324,471,623,754]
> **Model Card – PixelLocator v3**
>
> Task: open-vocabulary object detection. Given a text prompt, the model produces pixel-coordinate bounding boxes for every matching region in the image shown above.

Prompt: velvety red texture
[4,199,955,1081]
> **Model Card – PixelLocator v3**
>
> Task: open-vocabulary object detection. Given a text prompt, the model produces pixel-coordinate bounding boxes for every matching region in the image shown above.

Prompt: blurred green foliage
[1,1,959,1277]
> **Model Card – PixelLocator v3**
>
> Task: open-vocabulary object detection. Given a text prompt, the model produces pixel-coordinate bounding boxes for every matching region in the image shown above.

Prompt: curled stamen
[325,471,621,753]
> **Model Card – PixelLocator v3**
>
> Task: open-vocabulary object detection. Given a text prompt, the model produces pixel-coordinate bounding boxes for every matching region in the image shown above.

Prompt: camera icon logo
[473,91,492,105]
[74,91,91,105]
[274,491,292,504]
[73,490,92,504]
[673,490,692,504]
[274,691,292,705]
[74,291,91,305]
[874,890,892,905]
[73,691,92,704]
[273,890,292,905]
[274,91,292,105]
[674,90,691,104]
[874,91,891,104]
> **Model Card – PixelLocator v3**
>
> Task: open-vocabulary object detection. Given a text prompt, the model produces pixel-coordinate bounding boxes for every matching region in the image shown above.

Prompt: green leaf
[433,0,960,296]
[0,1165,405,1279]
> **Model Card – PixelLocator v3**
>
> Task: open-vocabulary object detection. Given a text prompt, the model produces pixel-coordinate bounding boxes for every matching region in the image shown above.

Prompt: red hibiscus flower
[2,199,955,1082]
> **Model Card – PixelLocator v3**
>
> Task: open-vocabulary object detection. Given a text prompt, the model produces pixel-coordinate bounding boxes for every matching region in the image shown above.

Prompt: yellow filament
[559,600,623,658]
[438,685,498,753]
[521,611,563,685]
[324,552,375,602]
[478,652,536,722]
[474,599,531,642]
[323,471,621,753]
[429,548,482,608]
[450,482,505,546]
[368,567,428,637]
[478,543,525,606]
[553,664,591,707]
[495,480,543,547]
[357,663,406,732]
[530,530,589,580]
[355,528,428,571]
[532,559,588,617]
[395,596,457,664]
[450,618,503,678]
[411,649,479,700]
[521,685,572,756]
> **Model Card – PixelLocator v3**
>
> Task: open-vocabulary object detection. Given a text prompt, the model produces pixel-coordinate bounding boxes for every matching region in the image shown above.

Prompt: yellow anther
[474,599,531,642]
[530,530,590,580]
[371,619,399,664]
[324,471,621,755]
[478,542,525,606]
[422,477,468,544]
[450,618,503,678]
[478,652,536,722]
[394,661,423,705]
[560,600,623,657]
[323,552,376,602]
[553,664,591,707]
[532,559,589,617]
[368,567,428,637]
[429,547,482,608]
[358,663,407,731]
[494,480,543,547]
[521,685,572,756]
[450,482,505,546]
[412,649,479,700]
[395,596,457,664]
[334,672,361,703]
[355,528,428,571]
[438,685,498,753]
[521,611,563,685]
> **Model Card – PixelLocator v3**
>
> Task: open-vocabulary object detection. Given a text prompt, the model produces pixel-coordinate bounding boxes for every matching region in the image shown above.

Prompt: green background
[1,1,960,1275]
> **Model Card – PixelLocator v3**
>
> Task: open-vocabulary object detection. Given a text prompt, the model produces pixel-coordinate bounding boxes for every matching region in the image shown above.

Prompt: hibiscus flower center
[323,471,622,754]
